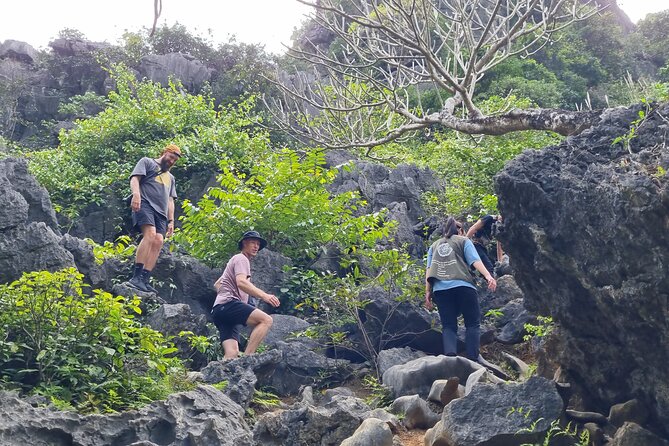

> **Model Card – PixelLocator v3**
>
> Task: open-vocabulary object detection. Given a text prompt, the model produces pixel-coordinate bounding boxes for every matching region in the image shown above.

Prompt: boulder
[0,386,253,445]
[355,287,442,355]
[0,222,75,284]
[0,157,59,231]
[253,394,371,446]
[267,341,354,395]
[200,350,281,409]
[0,40,39,64]
[496,102,669,435]
[426,376,564,446]
[494,298,536,344]
[389,394,440,429]
[609,422,669,446]
[340,418,394,446]
[138,53,212,91]
[382,355,483,398]
[146,303,210,370]
[377,347,427,376]
[608,399,650,428]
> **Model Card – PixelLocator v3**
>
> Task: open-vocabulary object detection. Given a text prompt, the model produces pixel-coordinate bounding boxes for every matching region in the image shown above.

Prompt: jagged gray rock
[268,341,354,395]
[0,40,39,63]
[377,347,427,376]
[609,422,669,446]
[138,53,212,91]
[146,303,210,370]
[340,418,394,446]
[354,287,442,356]
[0,386,252,445]
[426,376,564,446]
[200,350,280,409]
[253,394,371,446]
[382,355,482,398]
[389,394,440,429]
[496,102,669,437]
[495,298,536,344]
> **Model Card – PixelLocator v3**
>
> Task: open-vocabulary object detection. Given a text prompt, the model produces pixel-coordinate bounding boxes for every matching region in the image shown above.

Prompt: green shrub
[176,148,391,265]
[0,268,191,413]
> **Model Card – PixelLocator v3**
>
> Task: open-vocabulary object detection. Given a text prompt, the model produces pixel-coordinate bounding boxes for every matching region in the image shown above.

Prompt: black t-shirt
[474,215,496,243]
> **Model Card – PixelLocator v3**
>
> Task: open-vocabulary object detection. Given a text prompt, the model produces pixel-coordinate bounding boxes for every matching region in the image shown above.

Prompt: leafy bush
[176,148,391,265]
[0,268,191,412]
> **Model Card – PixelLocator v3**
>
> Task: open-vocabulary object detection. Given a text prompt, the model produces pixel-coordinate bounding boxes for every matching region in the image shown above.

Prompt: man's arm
[466,219,484,238]
[130,176,142,212]
[236,275,280,307]
[166,197,175,237]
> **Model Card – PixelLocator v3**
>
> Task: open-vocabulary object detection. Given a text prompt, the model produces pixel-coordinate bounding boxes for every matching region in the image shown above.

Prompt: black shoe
[127,275,150,293]
[143,278,158,294]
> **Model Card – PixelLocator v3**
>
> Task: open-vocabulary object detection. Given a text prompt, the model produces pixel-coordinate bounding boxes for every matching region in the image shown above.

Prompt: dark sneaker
[127,276,150,293]
[143,279,158,294]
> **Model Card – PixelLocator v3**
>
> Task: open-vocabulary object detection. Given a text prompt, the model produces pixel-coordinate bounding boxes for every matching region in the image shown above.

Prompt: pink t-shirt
[213,253,251,306]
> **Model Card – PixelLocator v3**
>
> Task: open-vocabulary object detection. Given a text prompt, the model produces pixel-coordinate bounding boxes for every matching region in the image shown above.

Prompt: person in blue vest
[425,217,497,361]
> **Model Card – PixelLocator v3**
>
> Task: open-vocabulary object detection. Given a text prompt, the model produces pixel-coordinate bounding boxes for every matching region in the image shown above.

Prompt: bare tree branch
[265,0,606,149]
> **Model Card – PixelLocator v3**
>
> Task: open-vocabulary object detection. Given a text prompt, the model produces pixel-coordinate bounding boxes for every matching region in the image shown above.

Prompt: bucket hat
[238,230,267,250]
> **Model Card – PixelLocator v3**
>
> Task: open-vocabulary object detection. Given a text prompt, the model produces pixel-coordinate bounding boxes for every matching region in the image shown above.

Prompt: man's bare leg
[244,309,273,354]
[222,339,240,359]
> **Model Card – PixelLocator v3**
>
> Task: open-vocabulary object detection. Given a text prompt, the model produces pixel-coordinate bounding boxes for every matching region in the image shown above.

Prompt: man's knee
[248,309,273,327]
[157,234,165,247]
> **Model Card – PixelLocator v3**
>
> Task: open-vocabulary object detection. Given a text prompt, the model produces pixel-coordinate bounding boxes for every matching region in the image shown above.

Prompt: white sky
[0,0,667,54]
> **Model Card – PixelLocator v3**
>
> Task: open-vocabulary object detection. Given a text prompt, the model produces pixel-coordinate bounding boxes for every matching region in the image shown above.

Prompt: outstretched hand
[265,294,280,308]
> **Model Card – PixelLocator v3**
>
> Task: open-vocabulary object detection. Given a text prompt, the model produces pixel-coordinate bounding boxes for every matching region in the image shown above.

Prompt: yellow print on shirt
[154,172,172,187]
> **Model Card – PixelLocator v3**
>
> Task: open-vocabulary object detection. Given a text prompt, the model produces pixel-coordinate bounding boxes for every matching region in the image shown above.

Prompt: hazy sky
[0,0,666,54]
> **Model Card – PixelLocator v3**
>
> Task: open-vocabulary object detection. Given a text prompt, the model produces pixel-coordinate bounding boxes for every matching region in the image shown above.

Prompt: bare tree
[265,0,605,149]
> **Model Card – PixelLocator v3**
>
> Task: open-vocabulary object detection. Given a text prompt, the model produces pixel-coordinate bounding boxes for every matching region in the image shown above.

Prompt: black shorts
[132,202,168,236]
[212,300,256,342]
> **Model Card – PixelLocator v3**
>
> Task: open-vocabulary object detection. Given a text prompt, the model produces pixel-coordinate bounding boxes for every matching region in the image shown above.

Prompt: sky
[0,0,667,54]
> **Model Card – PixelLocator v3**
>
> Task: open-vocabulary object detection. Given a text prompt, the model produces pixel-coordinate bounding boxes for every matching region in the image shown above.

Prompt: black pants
[433,286,481,361]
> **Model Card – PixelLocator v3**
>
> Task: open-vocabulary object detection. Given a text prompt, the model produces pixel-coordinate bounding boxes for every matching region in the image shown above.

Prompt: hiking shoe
[127,276,150,293]
[143,279,158,294]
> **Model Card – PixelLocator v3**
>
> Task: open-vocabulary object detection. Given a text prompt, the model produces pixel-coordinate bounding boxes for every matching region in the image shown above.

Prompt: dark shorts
[212,300,256,342]
[132,202,168,236]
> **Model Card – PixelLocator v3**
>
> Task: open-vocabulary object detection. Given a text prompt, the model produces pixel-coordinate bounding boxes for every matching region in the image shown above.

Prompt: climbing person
[212,230,280,359]
[425,217,497,361]
[465,214,504,276]
[126,143,181,293]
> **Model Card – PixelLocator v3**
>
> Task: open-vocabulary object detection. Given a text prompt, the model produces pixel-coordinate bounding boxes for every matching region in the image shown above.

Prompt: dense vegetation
[1,8,669,414]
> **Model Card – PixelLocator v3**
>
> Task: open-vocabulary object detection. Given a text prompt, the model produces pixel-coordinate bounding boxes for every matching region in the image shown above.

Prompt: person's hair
[443,217,462,238]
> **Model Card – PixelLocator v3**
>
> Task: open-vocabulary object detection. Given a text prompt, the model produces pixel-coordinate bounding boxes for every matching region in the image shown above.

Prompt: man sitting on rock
[212,231,280,359]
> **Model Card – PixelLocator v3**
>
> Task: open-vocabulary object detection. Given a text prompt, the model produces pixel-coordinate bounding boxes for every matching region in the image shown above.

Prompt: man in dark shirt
[126,144,181,293]
[466,214,504,276]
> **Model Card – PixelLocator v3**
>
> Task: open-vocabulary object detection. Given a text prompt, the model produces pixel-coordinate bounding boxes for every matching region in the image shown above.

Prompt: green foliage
[85,235,136,265]
[252,388,281,409]
[612,99,651,153]
[0,268,191,413]
[523,316,554,342]
[26,64,269,219]
[362,374,393,408]
[57,91,109,120]
[519,420,591,446]
[485,308,504,322]
[177,148,390,265]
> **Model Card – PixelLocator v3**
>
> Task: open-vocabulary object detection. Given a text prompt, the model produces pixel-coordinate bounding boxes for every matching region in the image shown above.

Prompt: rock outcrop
[0,386,253,445]
[496,102,669,436]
